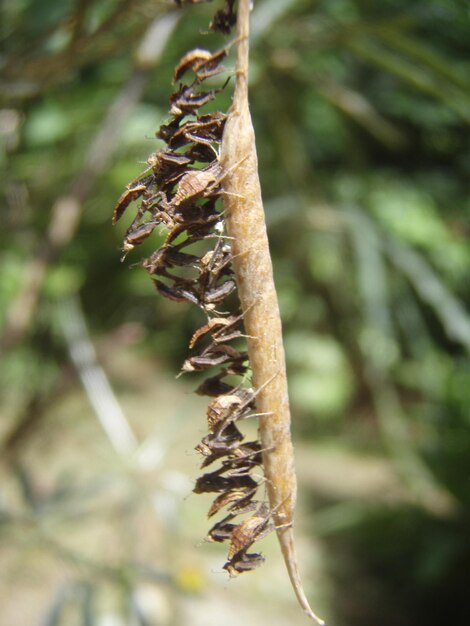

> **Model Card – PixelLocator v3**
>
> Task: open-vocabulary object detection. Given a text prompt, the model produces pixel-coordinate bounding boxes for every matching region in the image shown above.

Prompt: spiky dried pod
[207,514,237,543]
[224,551,265,575]
[189,315,240,348]
[207,489,257,518]
[194,469,258,495]
[219,0,325,622]
[113,182,149,224]
[168,112,227,151]
[170,162,222,208]
[196,422,244,456]
[226,503,273,561]
[173,48,228,83]
[113,2,324,623]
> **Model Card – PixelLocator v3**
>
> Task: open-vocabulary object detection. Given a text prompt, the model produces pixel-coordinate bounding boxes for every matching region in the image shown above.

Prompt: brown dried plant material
[122,220,157,252]
[173,48,214,82]
[112,0,323,620]
[170,162,222,208]
[207,514,237,542]
[112,182,148,224]
[219,0,324,623]
[189,316,240,348]
[173,47,228,83]
[210,0,237,34]
[226,503,273,561]
[226,551,265,574]
[194,469,257,494]
[207,489,254,517]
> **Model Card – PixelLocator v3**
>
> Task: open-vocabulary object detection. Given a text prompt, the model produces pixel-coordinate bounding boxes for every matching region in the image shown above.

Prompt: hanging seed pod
[226,503,274,562]
[207,514,237,543]
[113,1,324,623]
[112,181,149,224]
[225,551,266,575]
[173,47,228,83]
[207,489,257,518]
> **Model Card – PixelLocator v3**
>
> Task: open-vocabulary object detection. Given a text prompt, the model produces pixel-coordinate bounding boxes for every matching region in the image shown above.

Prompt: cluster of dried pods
[113,27,274,576]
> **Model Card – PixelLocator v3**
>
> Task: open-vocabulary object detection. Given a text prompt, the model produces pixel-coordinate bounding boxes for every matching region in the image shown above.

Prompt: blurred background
[1,0,469,624]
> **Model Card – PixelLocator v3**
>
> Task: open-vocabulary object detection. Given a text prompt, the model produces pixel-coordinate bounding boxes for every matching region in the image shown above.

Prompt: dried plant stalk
[220,1,324,623]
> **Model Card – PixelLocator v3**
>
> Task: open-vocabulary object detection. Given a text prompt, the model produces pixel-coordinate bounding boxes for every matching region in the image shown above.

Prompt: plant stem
[220,1,324,622]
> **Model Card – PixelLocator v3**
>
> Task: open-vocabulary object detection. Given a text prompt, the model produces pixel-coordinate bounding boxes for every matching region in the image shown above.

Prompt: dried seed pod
[196,422,244,457]
[221,454,262,478]
[170,83,223,117]
[173,48,228,83]
[207,393,243,432]
[189,315,243,350]
[170,112,226,150]
[206,386,254,430]
[189,318,233,349]
[112,3,304,614]
[153,279,200,306]
[231,440,263,459]
[113,181,149,224]
[227,490,258,515]
[174,49,214,82]
[197,430,260,470]
[220,461,256,478]
[199,449,231,469]
[123,220,157,252]
[200,441,264,473]
[157,115,184,143]
[194,469,257,494]
[220,1,325,621]
[207,514,237,543]
[202,279,237,307]
[227,503,273,561]
[147,149,193,175]
[224,552,265,576]
[143,245,200,275]
[207,489,256,518]
[164,209,221,246]
[194,471,233,494]
[196,246,237,307]
[181,344,246,372]
[171,162,222,208]
[168,115,227,161]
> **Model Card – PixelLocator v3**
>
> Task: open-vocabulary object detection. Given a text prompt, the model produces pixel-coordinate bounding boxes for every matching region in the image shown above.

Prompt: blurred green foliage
[1,0,469,625]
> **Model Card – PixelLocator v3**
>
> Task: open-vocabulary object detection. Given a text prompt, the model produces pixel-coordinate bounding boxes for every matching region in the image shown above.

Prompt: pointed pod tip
[276,525,325,625]
[305,608,325,625]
